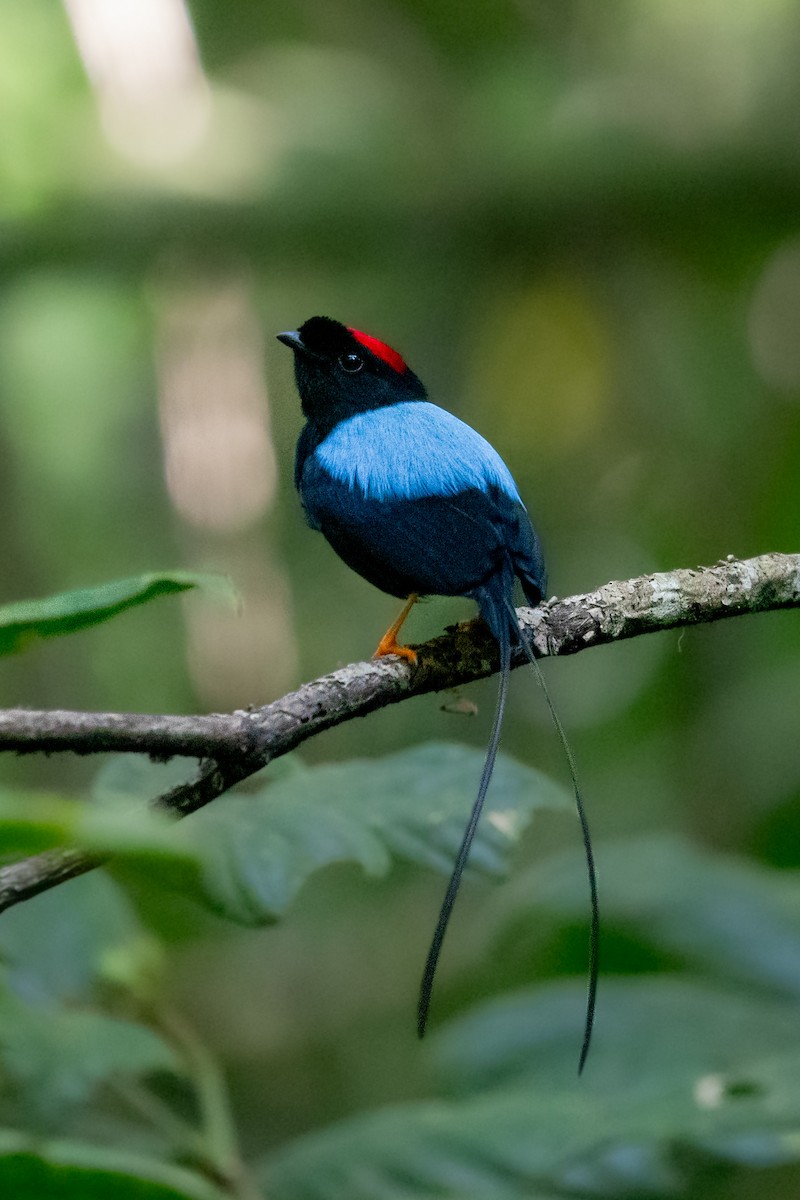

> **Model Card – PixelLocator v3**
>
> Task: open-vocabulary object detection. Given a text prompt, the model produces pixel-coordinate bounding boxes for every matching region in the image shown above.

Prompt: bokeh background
[2,1,800,1197]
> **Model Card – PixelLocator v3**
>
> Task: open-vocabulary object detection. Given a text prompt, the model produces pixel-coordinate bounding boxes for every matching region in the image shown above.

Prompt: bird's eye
[339,352,364,374]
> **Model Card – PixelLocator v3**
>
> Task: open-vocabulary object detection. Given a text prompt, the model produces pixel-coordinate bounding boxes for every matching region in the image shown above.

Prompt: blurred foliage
[1,0,800,1196]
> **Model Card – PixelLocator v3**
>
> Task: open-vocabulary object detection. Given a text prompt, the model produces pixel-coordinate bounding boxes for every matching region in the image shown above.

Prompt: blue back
[313,402,522,505]
[296,400,547,635]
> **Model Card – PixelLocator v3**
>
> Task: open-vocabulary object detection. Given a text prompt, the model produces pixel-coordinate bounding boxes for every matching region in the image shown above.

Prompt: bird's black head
[277,316,426,434]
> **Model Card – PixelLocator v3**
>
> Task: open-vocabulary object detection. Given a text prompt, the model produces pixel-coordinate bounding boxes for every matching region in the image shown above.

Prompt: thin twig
[0,552,797,916]
[154,1005,263,1200]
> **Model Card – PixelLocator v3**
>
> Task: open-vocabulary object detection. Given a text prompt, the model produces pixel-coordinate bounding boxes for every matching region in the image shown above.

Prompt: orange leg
[373,594,418,664]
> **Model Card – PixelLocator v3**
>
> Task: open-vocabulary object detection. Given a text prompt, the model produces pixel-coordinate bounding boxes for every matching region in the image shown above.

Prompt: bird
[278,315,598,1071]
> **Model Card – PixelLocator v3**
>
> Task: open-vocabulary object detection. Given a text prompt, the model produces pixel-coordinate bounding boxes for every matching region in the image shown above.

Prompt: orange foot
[373,594,418,664]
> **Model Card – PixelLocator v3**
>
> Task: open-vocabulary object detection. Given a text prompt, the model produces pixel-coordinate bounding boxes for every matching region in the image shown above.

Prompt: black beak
[277,330,303,352]
[277,330,324,362]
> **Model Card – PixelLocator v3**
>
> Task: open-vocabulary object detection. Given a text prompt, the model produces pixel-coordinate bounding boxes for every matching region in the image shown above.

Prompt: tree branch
[0,552,797,915]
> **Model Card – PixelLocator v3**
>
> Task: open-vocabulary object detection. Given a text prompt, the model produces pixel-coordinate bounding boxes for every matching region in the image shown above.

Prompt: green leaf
[433,975,800,1094]
[0,571,232,656]
[0,745,211,892]
[86,744,569,926]
[501,832,800,997]
[264,978,800,1200]
[0,978,177,1121]
[0,788,211,910]
[0,1134,227,1200]
[0,872,144,1004]
[90,756,200,810]
[186,742,571,924]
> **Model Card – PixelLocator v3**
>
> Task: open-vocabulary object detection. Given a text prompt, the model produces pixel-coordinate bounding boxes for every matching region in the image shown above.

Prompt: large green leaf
[0,571,230,656]
[90,744,570,925]
[264,978,800,1200]
[182,742,571,924]
[498,832,800,997]
[0,977,177,1121]
[0,787,206,867]
[433,975,800,1094]
[0,871,144,1004]
[0,753,210,911]
[0,1134,226,1200]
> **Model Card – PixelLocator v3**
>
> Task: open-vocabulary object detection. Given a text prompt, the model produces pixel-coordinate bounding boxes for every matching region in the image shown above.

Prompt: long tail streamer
[417,602,599,1077]
[417,623,512,1039]
[508,598,599,1075]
